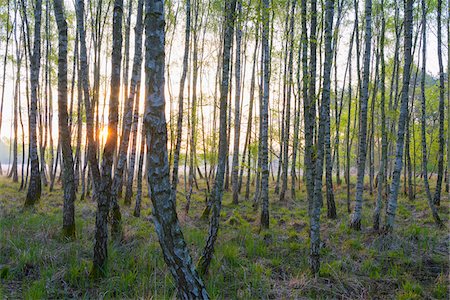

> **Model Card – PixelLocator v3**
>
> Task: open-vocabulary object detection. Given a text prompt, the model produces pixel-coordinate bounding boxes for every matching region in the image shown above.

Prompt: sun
[99,126,109,141]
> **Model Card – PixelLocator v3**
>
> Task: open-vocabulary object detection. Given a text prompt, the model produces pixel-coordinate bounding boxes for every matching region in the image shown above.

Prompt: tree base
[62,224,76,240]
[349,218,361,230]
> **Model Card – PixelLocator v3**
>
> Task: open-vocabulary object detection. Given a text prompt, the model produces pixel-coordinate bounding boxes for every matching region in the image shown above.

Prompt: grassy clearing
[0,176,448,299]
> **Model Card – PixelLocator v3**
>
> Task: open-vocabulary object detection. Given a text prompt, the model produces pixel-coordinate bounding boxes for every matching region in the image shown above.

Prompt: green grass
[0,176,448,299]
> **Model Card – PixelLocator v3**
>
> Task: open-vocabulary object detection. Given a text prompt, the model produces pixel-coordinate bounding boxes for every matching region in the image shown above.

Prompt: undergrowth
[0,177,448,299]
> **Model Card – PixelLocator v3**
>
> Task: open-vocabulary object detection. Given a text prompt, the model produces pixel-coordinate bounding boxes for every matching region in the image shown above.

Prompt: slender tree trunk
[124,0,144,206]
[305,0,316,216]
[231,0,243,205]
[143,1,209,297]
[76,0,103,275]
[373,0,387,231]
[0,0,12,176]
[25,0,43,207]
[116,0,133,199]
[384,0,413,232]
[110,0,144,237]
[434,0,445,206]
[418,0,443,227]
[186,0,200,213]
[239,28,258,195]
[198,0,237,275]
[280,0,296,202]
[350,0,372,230]
[53,0,77,238]
[311,0,333,274]
[172,0,191,198]
[259,0,270,228]
[93,0,123,273]
[10,33,21,183]
[133,130,145,217]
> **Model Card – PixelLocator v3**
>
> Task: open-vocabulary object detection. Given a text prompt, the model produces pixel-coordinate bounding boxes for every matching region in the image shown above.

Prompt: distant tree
[198,0,237,274]
[418,0,443,228]
[172,0,191,197]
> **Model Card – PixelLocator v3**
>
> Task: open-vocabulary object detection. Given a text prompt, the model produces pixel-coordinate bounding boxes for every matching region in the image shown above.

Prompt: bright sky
[0,2,447,146]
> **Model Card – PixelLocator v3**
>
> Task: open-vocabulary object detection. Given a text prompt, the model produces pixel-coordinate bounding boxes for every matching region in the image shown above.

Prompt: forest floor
[0,176,449,299]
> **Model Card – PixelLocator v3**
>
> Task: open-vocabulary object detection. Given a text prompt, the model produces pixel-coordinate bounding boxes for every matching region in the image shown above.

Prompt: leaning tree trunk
[310,0,333,275]
[93,0,123,274]
[25,0,43,207]
[350,0,372,230]
[143,0,209,297]
[198,0,237,275]
[53,0,77,239]
[384,0,413,232]
[433,0,445,207]
[418,0,443,228]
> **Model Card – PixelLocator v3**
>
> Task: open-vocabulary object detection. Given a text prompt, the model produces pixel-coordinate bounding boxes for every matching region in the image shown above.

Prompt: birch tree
[350,0,372,230]
[143,0,208,297]
[53,0,77,238]
[25,0,43,207]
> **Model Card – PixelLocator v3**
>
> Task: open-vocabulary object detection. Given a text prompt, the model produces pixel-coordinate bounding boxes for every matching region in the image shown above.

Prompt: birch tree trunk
[231,0,242,205]
[93,0,123,272]
[373,0,387,231]
[350,0,372,230]
[143,0,208,297]
[133,130,145,218]
[53,0,77,238]
[0,0,12,176]
[280,0,296,202]
[260,0,270,228]
[384,0,413,232]
[433,0,445,206]
[418,0,443,228]
[310,0,333,274]
[198,0,237,275]
[25,0,43,207]
[172,0,191,197]
[125,0,145,206]
[304,0,316,216]
[76,0,103,275]
[110,0,144,236]
[10,40,20,183]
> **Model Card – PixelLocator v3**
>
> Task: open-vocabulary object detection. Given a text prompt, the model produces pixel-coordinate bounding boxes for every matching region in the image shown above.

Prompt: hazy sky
[0,2,447,143]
